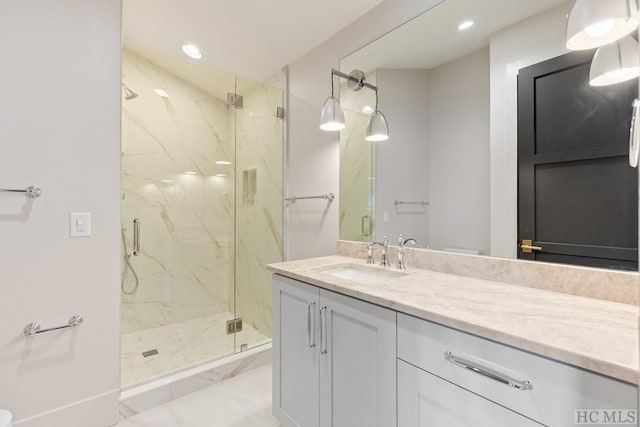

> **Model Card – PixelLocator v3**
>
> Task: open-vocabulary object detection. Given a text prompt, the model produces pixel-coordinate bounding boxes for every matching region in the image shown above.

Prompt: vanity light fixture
[365,89,389,142]
[590,35,640,86]
[458,20,474,31]
[215,173,227,177]
[184,171,198,175]
[182,44,203,59]
[566,0,639,50]
[319,71,346,131]
[320,68,389,141]
[216,160,232,165]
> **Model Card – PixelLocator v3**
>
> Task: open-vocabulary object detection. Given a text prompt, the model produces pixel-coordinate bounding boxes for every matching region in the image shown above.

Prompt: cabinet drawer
[398,360,542,427]
[398,313,638,426]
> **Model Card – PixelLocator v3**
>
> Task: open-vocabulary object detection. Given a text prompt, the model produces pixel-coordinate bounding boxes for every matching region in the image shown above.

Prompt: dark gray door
[517,51,638,271]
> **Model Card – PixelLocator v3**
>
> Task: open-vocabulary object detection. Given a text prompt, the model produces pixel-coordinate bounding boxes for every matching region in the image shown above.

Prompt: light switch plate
[70,212,91,237]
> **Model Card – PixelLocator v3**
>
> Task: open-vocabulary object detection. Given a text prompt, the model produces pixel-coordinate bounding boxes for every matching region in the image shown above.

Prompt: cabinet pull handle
[445,351,533,391]
[320,306,328,354]
[307,302,316,348]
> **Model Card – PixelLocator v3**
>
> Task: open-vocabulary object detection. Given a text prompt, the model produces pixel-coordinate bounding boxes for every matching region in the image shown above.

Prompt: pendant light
[365,89,389,142]
[566,0,639,51]
[319,72,345,131]
[590,35,640,86]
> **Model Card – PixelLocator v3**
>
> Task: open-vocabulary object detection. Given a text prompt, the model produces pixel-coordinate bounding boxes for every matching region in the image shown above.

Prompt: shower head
[122,83,138,100]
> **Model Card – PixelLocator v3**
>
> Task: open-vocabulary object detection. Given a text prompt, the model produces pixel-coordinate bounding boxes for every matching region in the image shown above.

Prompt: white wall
[429,48,490,254]
[489,2,571,258]
[287,0,445,259]
[0,1,121,426]
[375,69,430,246]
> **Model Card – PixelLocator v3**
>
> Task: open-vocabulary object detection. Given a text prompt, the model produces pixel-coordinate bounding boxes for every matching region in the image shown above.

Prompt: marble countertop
[267,255,639,384]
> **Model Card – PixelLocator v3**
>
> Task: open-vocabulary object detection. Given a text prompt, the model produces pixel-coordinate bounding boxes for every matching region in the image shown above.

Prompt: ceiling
[341,0,569,73]
[125,40,248,101]
[123,0,385,82]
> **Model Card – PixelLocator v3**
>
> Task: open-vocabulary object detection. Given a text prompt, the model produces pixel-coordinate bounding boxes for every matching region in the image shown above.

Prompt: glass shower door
[233,75,285,352]
[121,43,239,388]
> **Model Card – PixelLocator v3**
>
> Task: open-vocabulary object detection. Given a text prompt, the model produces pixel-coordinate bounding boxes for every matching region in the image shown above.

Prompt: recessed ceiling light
[154,88,169,98]
[182,44,202,59]
[184,171,198,175]
[215,173,227,177]
[362,105,374,114]
[216,160,232,165]
[458,20,474,31]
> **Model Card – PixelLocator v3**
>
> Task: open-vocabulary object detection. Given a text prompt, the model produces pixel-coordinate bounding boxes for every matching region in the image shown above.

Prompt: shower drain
[142,349,159,357]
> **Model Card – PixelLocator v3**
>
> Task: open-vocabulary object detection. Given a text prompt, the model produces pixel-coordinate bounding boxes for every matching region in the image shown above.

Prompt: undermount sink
[316,263,406,285]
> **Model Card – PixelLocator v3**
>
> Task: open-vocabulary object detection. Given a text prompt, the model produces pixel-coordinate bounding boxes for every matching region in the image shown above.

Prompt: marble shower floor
[122,312,271,388]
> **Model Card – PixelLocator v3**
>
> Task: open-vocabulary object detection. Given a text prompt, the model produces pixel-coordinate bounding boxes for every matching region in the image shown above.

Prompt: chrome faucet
[367,236,389,267]
[397,234,418,270]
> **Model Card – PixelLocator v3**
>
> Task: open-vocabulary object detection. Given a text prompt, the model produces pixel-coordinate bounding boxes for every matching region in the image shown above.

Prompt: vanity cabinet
[273,275,320,427]
[398,313,638,427]
[273,274,638,427]
[398,360,543,426]
[273,274,396,427]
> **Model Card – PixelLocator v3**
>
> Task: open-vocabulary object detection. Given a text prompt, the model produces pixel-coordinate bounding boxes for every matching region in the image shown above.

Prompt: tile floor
[121,312,271,388]
[115,364,280,427]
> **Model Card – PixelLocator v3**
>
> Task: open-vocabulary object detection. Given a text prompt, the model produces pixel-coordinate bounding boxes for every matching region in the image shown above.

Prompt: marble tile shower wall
[339,109,373,242]
[235,82,284,340]
[121,49,235,334]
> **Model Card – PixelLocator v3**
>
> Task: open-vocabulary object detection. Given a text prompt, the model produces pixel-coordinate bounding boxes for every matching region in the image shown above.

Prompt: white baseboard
[14,389,119,427]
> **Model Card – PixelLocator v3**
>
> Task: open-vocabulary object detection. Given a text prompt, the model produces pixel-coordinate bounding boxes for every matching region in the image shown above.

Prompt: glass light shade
[365,111,389,142]
[566,0,638,50]
[319,96,345,131]
[590,35,640,86]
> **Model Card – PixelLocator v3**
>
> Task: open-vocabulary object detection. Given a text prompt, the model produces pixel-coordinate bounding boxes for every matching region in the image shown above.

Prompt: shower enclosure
[120,41,284,388]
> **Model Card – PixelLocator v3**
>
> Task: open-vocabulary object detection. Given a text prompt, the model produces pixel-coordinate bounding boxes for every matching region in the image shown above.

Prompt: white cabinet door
[319,289,396,427]
[273,275,320,427]
[398,360,543,427]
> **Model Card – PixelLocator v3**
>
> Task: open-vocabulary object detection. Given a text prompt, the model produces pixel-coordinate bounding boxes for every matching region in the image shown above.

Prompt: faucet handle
[380,236,389,267]
[366,241,375,264]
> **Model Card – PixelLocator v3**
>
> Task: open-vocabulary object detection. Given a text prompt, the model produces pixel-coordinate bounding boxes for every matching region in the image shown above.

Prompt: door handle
[629,98,639,168]
[307,302,316,348]
[320,306,328,355]
[361,215,372,237]
[132,218,141,256]
[520,239,542,253]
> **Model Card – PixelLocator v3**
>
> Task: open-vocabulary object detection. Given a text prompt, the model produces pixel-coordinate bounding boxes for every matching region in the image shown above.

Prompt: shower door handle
[132,218,140,256]
[361,215,372,237]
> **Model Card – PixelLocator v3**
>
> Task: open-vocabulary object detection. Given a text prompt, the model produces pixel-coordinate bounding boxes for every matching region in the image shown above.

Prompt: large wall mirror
[339,0,639,271]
